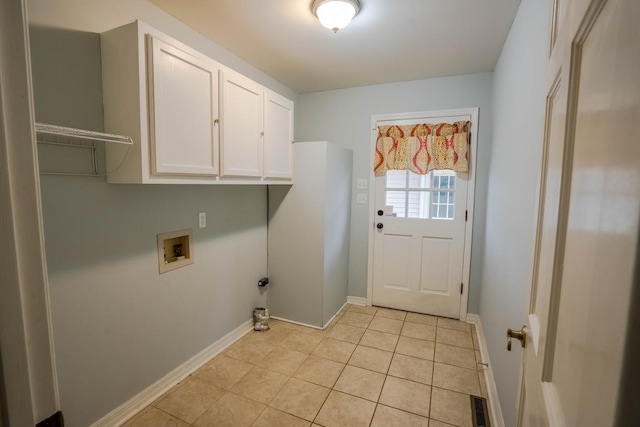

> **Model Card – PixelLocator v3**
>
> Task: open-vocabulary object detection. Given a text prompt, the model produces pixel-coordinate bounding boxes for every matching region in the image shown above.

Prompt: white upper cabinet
[220,72,294,180]
[264,90,294,179]
[100,20,293,185]
[148,36,220,176]
[220,69,263,178]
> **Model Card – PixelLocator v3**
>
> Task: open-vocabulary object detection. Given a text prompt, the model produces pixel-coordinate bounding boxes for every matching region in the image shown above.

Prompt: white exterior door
[371,113,474,319]
[518,0,639,425]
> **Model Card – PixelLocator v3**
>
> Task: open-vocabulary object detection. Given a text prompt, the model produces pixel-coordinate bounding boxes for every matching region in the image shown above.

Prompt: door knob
[376,223,383,229]
[377,210,384,216]
[507,326,527,351]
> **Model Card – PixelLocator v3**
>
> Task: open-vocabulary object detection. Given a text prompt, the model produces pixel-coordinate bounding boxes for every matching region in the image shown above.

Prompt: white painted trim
[366,108,479,319]
[366,126,376,307]
[272,301,350,330]
[0,0,59,423]
[346,296,366,306]
[528,313,540,356]
[323,301,349,329]
[541,382,567,427]
[459,108,479,319]
[466,313,505,427]
[270,316,324,330]
[90,319,253,427]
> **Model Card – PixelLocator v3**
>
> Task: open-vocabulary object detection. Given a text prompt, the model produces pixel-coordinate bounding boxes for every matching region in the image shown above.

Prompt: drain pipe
[253,186,271,331]
[254,276,270,330]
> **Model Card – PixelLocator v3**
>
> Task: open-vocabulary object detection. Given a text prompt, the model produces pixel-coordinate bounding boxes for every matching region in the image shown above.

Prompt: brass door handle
[507,326,527,351]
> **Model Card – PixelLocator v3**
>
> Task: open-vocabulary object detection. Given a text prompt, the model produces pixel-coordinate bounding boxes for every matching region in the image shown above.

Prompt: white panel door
[220,69,263,177]
[372,115,470,318]
[263,90,294,179]
[519,0,640,425]
[519,58,569,427]
[147,36,220,176]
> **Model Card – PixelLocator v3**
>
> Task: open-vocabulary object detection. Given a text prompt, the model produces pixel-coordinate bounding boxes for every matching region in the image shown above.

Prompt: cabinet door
[264,91,294,179]
[148,35,220,176]
[220,69,263,178]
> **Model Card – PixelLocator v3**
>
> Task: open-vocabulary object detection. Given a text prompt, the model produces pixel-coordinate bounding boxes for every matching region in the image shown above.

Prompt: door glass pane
[433,170,456,189]
[407,191,431,218]
[430,191,455,219]
[384,170,456,220]
[386,170,407,189]
[408,171,431,189]
[385,191,406,217]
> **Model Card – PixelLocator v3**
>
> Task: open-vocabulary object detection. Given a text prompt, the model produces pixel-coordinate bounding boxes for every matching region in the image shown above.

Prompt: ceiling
[150,0,521,93]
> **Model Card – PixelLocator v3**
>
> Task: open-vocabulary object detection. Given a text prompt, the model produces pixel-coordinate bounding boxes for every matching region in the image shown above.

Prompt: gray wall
[296,73,493,313]
[27,0,297,102]
[27,1,297,425]
[267,142,352,328]
[268,144,329,327]
[478,0,550,425]
[322,144,353,325]
[40,180,267,426]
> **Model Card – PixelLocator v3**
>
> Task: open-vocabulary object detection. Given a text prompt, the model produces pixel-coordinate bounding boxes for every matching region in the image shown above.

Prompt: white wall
[477,0,550,425]
[296,73,493,312]
[27,1,297,425]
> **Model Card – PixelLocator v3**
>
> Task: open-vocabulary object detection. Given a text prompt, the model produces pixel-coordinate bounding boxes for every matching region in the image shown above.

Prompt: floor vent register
[471,395,491,427]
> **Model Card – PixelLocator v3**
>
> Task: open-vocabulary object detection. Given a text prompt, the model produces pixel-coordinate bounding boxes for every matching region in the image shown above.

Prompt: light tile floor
[124,304,489,427]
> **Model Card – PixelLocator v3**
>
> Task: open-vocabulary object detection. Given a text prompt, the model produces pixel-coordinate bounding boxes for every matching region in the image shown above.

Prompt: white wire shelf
[35,123,133,145]
[35,123,132,176]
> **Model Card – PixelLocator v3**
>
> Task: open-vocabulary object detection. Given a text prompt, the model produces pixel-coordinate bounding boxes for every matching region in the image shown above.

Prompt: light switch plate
[357,193,367,204]
[198,212,206,228]
[357,179,368,190]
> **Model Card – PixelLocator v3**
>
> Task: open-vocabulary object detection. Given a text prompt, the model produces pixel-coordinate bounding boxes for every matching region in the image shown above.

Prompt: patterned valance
[374,121,470,177]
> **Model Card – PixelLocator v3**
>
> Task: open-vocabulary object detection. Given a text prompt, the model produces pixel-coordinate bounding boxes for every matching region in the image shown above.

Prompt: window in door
[384,170,456,219]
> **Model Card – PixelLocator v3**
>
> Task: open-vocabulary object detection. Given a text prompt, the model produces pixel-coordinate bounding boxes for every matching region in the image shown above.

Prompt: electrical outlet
[357,179,368,190]
[198,212,206,228]
[356,193,367,204]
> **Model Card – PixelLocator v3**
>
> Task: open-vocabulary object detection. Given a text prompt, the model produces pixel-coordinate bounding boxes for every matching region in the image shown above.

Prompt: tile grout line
[324,308,473,425]
[216,338,470,423]
[148,405,191,426]
[137,306,477,427]
[428,324,439,421]
[311,318,357,426]
[369,311,388,427]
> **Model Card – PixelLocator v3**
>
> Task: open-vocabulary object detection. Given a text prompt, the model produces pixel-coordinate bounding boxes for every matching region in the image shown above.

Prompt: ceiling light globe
[313,0,360,33]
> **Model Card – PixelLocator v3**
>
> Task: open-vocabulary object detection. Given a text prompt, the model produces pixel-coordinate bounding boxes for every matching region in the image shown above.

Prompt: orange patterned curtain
[374,121,470,177]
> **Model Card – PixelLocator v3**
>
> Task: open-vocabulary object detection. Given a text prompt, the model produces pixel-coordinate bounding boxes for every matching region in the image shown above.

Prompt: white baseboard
[91,319,253,427]
[270,316,323,330]
[346,296,366,306]
[465,313,505,427]
[272,300,349,331]
[323,301,348,329]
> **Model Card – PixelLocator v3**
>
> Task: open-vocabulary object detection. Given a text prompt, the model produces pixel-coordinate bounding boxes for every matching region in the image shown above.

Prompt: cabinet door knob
[260,132,264,137]
[376,223,383,229]
[213,118,219,125]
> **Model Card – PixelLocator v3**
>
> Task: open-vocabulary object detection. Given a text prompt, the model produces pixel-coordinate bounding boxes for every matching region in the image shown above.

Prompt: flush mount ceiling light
[312,0,361,33]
